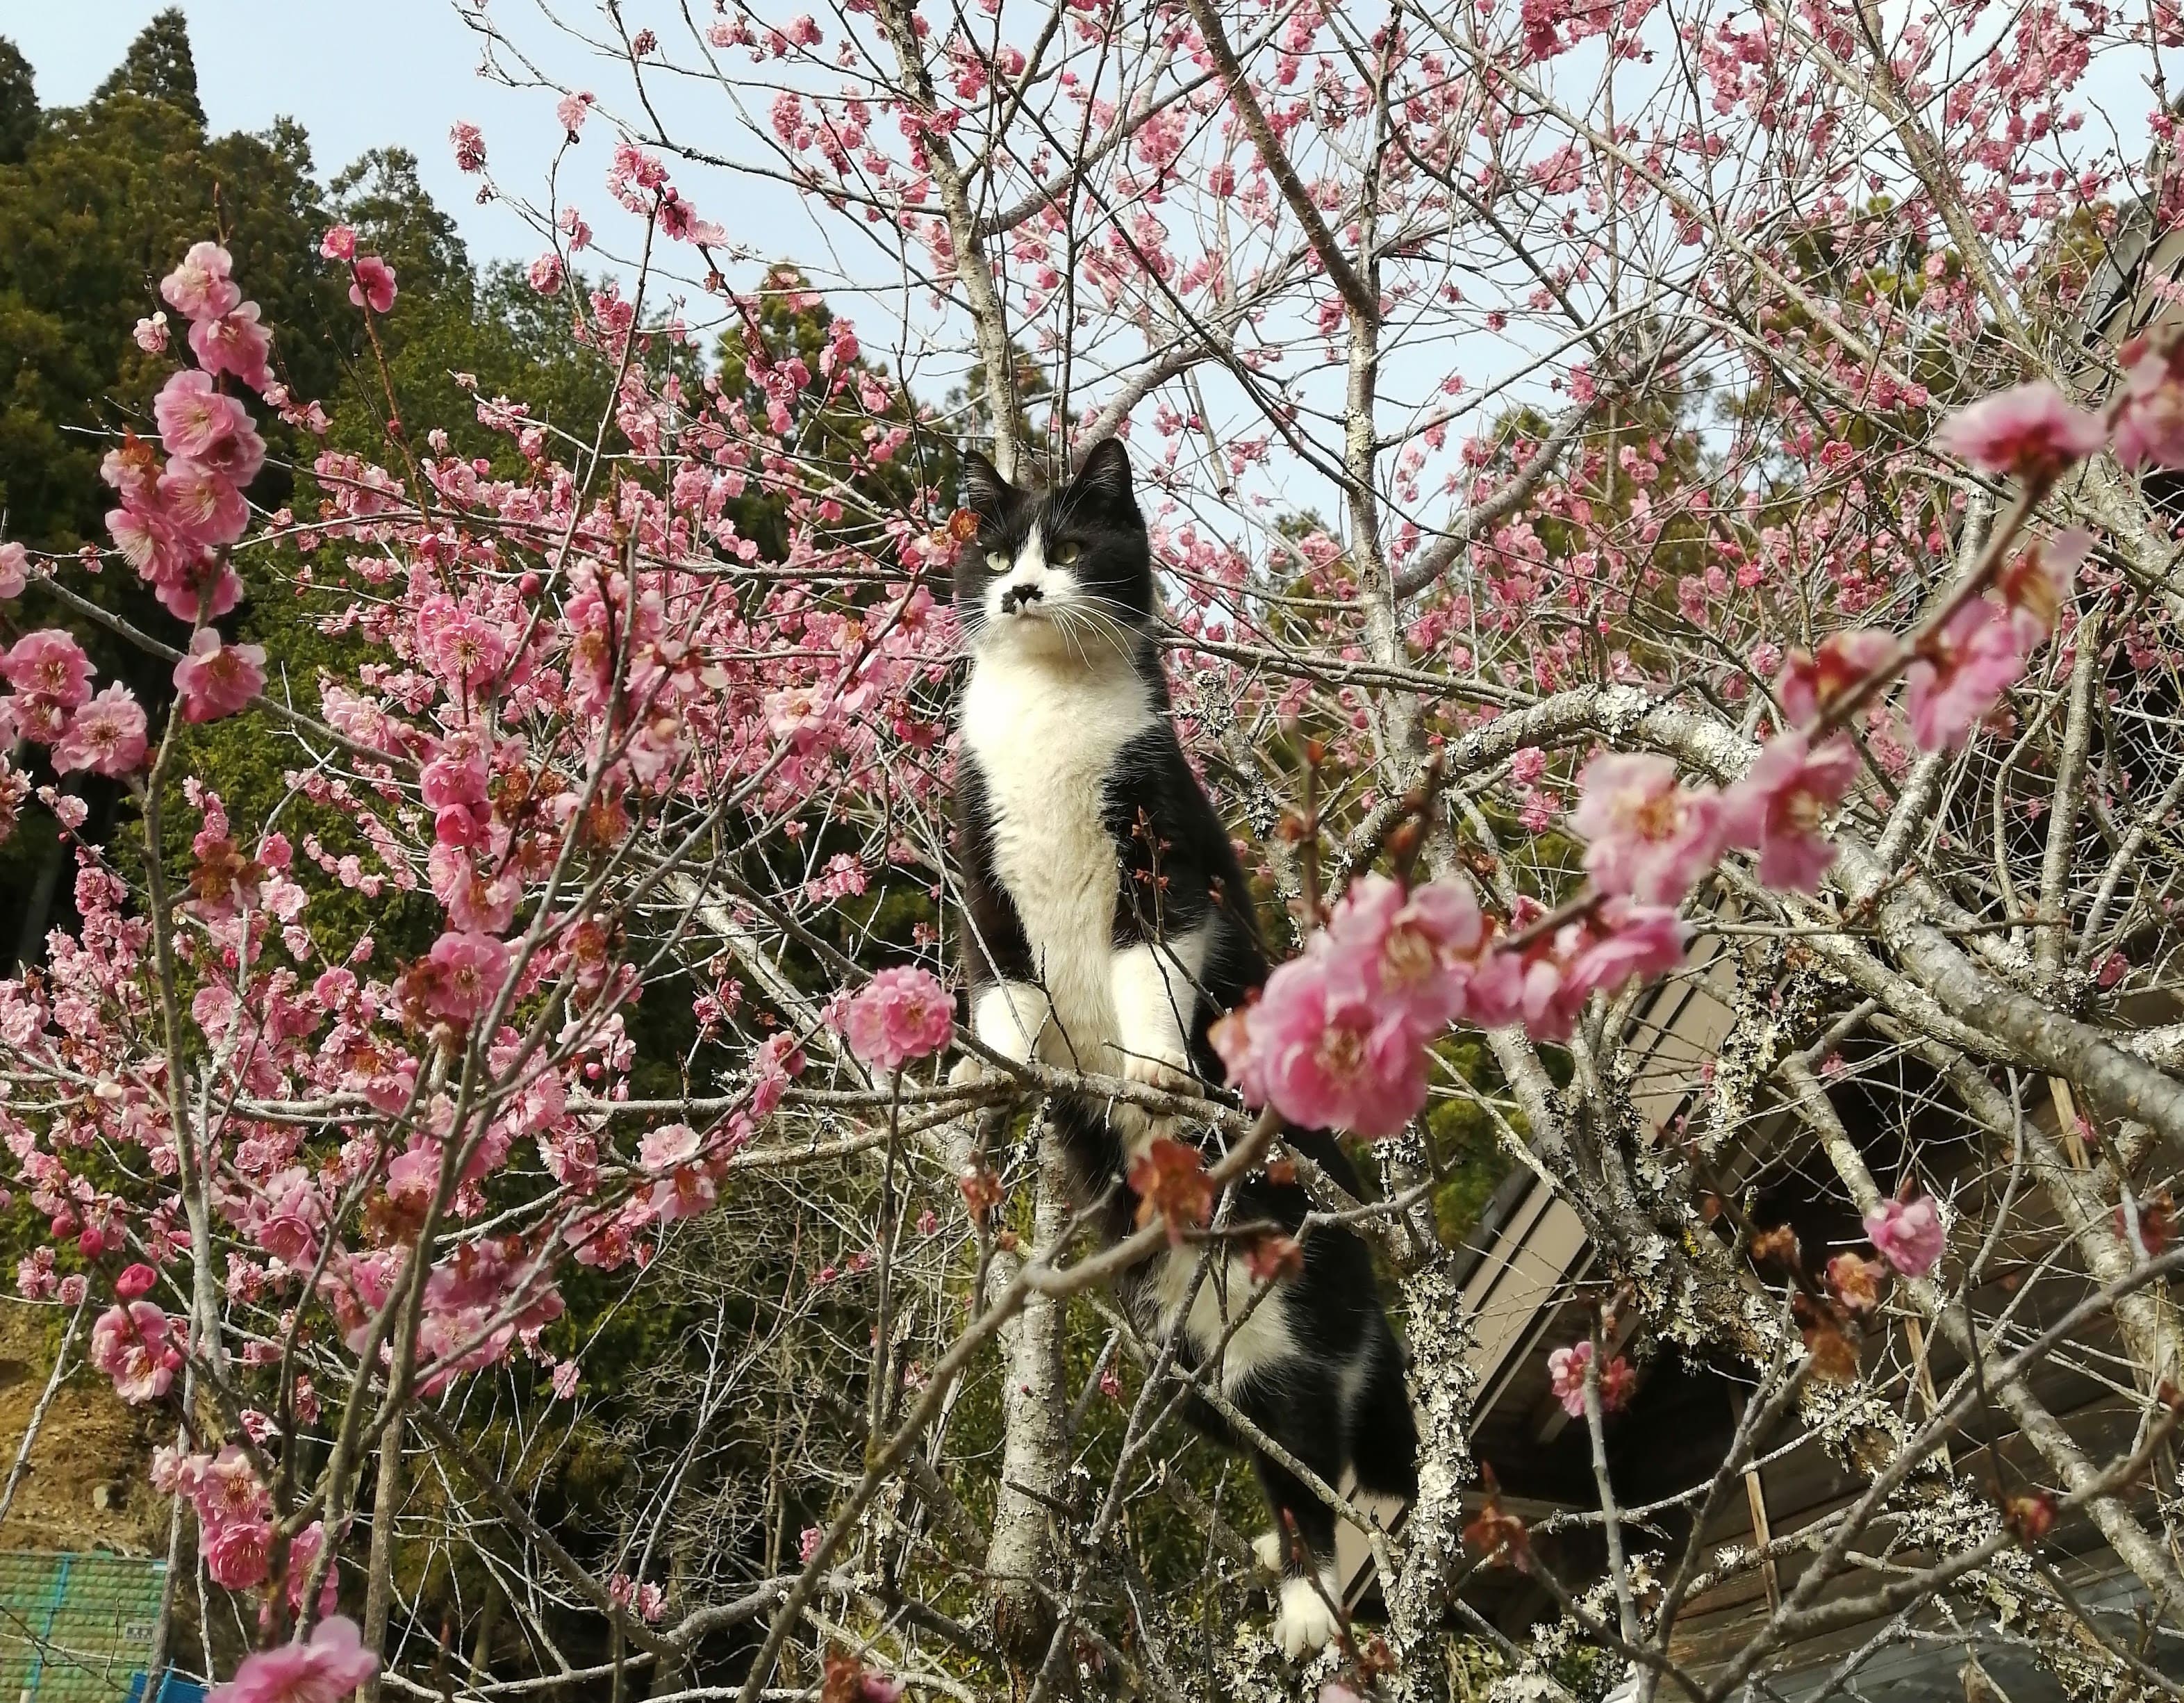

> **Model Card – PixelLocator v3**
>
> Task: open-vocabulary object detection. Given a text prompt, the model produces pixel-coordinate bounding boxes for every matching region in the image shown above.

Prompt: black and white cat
[950,438,1417,1656]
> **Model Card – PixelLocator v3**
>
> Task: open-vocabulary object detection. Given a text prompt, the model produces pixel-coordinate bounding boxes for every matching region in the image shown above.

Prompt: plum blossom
[349,256,398,314]
[319,224,357,261]
[187,301,274,393]
[206,1616,378,1703]
[3,629,94,707]
[2113,339,2184,471]
[1778,629,1897,728]
[451,120,488,172]
[1904,598,2025,751]
[204,1517,274,1588]
[160,240,240,322]
[1556,902,1687,1010]
[174,630,267,723]
[1935,381,2105,483]
[133,312,169,353]
[1996,528,2089,643]
[1318,873,1483,1031]
[1865,1194,1946,1277]
[1212,963,1434,1138]
[0,541,23,598]
[834,966,954,1068]
[88,1300,178,1404]
[159,456,251,545]
[529,253,565,295]
[423,930,513,1024]
[1546,1339,1635,1417]
[1569,753,1726,904]
[1721,734,1860,892]
[53,686,149,777]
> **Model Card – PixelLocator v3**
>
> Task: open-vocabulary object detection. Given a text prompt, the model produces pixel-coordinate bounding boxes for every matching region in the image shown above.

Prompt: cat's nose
[1000,582,1044,614]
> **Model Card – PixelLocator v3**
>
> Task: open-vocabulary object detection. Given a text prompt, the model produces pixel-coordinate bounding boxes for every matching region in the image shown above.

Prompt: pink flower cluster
[207,1615,377,1703]
[0,630,148,778]
[1864,1194,1945,1278]
[1546,1338,1635,1417]
[1935,380,2106,484]
[89,1301,181,1404]
[99,243,281,621]
[174,628,267,723]
[1212,875,1691,1137]
[833,966,954,1069]
[152,1443,331,1597]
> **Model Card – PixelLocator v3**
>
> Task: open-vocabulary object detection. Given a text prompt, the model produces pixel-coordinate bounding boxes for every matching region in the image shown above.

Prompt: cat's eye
[1050,540,1082,566]
[985,552,1011,575]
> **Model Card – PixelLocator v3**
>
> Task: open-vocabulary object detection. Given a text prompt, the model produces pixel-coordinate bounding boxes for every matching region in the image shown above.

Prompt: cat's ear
[960,450,1014,521]
[1070,436,1135,513]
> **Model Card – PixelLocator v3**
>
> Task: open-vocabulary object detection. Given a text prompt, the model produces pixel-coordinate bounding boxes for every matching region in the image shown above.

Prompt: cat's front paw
[1251,1530,1285,1574]
[1272,1573,1341,1658]
[1123,1053,1204,1099]
[1114,1054,1200,1155]
[948,1053,986,1088]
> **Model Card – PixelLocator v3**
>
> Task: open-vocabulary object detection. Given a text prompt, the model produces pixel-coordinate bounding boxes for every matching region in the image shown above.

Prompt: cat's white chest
[961,653,1152,1066]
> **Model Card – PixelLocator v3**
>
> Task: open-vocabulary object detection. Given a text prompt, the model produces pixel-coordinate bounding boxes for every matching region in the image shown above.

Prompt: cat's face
[954,438,1154,663]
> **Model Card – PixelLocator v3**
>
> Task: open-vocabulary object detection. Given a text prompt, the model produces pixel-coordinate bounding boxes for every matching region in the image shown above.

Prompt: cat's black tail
[1348,1338,1421,1503]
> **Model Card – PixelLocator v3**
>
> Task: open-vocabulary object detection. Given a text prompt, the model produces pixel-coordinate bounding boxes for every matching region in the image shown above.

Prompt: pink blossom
[799,1525,825,1562]
[2113,346,2184,471]
[423,930,513,1024]
[1557,902,1688,1010]
[1776,628,1893,732]
[88,1301,176,1404]
[1318,874,1482,1033]
[173,633,267,725]
[187,302,274,393]
[1569,752,1726,904]
[421,737,490,809]
[160,241,240,322]
[1545,1339,1635,1417]
[319,224,357,261]
[133,312,169,353]
[3,630,94,708]
[158,457,249,545]
[1934,381,2105,483]
[115,1263,158,1300]
[1721,734,1860,893]
[1864,1194,1945,1277]
[451,120,488,172]
[204,1517,274,1588]
[551,1359,582,1399]
[349,256,398,314]
[1904,598,2024,752]
[0,541,23,599]
[640,1123,704,1172]
[834,966,954,1069]
[1212,964,1431,1138]
[283,1520,339,1617]
[529,253,565,296]
[556,92,593,136]
[206,1615,379,1703]
[53,686,149,777]
[1996,528,2089,643]
[154,370,248,461]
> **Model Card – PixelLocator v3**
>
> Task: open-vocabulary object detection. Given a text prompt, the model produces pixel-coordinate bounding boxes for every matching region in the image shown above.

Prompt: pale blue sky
[2,1,805,274]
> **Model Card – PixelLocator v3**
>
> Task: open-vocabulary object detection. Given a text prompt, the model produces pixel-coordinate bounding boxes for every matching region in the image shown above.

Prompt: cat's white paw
[948,1053,986,1088]
[1115,1053,1201,1154]
[1252,1529,1285,1574]
[1273,1574,1341,1659]
[1123,1052,1203,1099]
